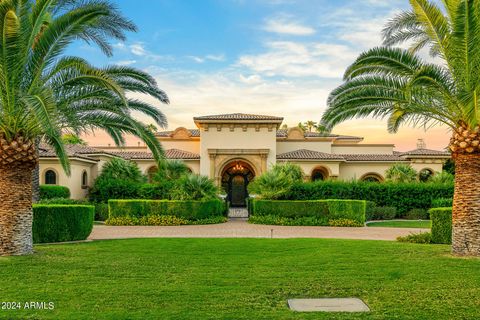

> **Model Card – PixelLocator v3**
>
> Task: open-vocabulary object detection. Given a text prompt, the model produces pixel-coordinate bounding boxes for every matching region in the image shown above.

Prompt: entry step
[228,208,249,218]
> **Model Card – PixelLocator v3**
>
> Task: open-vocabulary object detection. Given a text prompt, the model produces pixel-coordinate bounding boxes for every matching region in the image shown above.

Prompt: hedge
[431,198,453,208]
[89,179,175,203]
[251,199,366,225]
[39,185,70,200]
[32,205,94,243]
[285,181,454,215]
[430,207,452,244]
[108,199,226,221]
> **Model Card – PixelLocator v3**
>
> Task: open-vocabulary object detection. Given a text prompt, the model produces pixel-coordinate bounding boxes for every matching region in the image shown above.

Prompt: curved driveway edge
[88,219,427,241]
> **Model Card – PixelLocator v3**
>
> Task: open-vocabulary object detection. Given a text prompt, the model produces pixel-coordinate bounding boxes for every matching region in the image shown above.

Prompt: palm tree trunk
[32,138,41,203]
[452,153,480,256]
[0,166,34,256]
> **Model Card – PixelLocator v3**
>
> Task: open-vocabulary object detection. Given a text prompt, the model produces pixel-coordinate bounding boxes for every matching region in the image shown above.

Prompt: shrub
[430,208,452,244]
[96,158,146,183]
[39,185,70,200]
[328,218,364,227]
[32,205,94,243]
[191,216,228,225]
[108,199,226,221]
[248,163,304,200]
[94,203,109,221]
[365,201,377,221]
[286,180,454,215]
[249,215,328,226]
[428,171,454,184]
[138,182,174,200]
[38,198,86,205]
[154,160,191,181]
[405,208,429,220]
[88,179,141,203]
[367,206,397,220]
[431,198,453,208]
[397,232,432,244]
[385,164,418,183]
[170,175,219,201]
[251,200,366,225]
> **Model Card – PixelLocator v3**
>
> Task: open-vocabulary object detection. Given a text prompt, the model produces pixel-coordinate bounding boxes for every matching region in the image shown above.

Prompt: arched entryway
[221,160,256,207]
[311,166,330,181]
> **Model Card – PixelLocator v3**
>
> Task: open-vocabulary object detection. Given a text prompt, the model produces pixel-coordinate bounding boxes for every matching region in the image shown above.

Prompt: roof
[156,129,200,137]
[276,149,345,161]
[112,149,200,160]
[276,129,363,140]
[340,154,408,162]
[399,148,450,157]
[193,113,283,121]
[39,144,112,161]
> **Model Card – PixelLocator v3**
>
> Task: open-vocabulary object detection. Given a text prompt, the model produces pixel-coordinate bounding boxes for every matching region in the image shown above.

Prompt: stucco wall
[199,127,277,176]
[39,159,96,199]
[157,140,200,154]
[276,141,332,154]
[337,162,395,181]
[280,161,341,178]
[135,159,200,175]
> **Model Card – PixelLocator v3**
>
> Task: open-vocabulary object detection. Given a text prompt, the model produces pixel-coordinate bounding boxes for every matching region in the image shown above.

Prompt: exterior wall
[199,126,277,177]
[337,162,396,181]
[135,159,200,175]
[409,160,444,174]
[39,159,96,199]
[281,161,341,179]
[158,140,200,154]
[331,144,395,155]
[276,141,332,154]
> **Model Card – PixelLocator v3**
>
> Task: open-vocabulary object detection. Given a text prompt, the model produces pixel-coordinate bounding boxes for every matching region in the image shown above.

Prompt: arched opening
[360,173,384,183]
[147,166,158,183]
[311,167,329,181]
[221,160,256,207]
[419,168,434,182]
[81,170,88,188]
[45,170,57,185]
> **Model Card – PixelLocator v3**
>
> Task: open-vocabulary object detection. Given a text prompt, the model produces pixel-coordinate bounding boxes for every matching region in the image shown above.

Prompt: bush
[248,215,329,226]
[32,205,94,243]
[138,182,175,200]
[106,215,189,226]
[397,232,432,244]
[405,208,429,220]
[430,208,452,244]
[248,163,304,200]
[367,206,397,220]
[328,218,364,227]
[154,160,191,181]
[385,164,418,183]
[428,171,454,184]
[431,198,453,208]
[169,175,219,201]
[108,199,226,222]
[94,203,109,221]
[38,198,86,205]
[39,185,70,200]
[88,179,141,203]
[251,200,366,225]
[286,180,454,215]
[96,158,146,183]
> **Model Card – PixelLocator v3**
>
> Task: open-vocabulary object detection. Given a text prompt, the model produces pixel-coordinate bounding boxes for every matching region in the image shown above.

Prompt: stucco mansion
[39,113,450,204]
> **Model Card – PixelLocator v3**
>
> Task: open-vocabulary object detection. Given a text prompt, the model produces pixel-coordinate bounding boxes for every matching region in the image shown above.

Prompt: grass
[1,238,479,319]
[366,220,431,229]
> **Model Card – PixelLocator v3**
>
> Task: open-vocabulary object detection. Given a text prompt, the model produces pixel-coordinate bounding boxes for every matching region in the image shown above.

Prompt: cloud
[115,60,137,66]
[188,54,226,63]
[130,43,148,56]
[263,16,315,35]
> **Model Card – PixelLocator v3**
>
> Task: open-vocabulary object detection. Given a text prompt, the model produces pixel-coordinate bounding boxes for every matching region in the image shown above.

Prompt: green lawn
[1,239,479,319]
[366,220,431,229]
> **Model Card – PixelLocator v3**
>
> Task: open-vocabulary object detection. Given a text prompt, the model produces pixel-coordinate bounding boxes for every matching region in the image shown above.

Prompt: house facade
[39,113,450,205]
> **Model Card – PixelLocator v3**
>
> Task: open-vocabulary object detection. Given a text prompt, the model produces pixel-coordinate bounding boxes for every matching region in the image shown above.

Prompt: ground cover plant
[0,238,479,319]
[366,220,431,229]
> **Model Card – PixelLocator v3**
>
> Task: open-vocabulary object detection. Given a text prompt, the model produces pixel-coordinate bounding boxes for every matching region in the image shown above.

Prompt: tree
[303,121,318,132]
[154,160,191,181]
[248,163,304,200]
[385,164,418,183]
[62,134,87,145]
[321,0,480,255]
[96,158,146,183]
[0,0,168,256]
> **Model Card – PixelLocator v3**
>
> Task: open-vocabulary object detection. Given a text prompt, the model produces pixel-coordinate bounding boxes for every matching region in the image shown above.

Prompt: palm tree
[385,164,418,183]
[0,0,168,256]
[322,0,480,255]
[303,120,318,132]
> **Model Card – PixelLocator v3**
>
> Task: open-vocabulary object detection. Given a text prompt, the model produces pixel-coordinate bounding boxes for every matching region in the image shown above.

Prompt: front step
[228,207,249,218]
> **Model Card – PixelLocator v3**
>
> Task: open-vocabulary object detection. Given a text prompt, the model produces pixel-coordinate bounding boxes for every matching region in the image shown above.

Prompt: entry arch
[220,158,258,207]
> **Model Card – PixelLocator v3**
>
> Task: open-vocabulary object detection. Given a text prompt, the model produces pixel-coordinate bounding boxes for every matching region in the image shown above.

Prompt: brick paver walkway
[89,219,426,241]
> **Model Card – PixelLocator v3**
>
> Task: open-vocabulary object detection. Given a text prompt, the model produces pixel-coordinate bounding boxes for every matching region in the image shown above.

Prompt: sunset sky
[72,0,450,152]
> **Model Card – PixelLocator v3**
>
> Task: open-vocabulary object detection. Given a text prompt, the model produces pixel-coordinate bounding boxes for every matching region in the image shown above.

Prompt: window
[45,170,57,185]
[82,171,88,187]
[419,169,434,182]
[311,167,329,181]
[360,173,383,183]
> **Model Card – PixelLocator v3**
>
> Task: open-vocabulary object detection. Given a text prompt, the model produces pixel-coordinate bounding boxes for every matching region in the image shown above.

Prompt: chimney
[417,138,426,149]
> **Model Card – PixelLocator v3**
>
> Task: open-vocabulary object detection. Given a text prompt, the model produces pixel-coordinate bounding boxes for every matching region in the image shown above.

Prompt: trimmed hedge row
[285,181,454,214]
[32,205,94,243]
[108,199,226,221]
[89,180,173,203]
[250,199,366,225]
[39,185,70,200]
[429,207,452,244]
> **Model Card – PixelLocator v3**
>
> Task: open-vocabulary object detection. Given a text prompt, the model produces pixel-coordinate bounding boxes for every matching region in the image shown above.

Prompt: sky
[75,0,451,151]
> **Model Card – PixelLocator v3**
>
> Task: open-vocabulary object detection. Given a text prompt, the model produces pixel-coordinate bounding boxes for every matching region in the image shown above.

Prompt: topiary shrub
[429,207,452,244]
[431,198,453,208]
[39,185,70,200]
[38,198,86,205]
[405,208,429,220]
[32,205,94,243]
[367,206,397,220]
[107,199,226,224]
[251,199,366,225]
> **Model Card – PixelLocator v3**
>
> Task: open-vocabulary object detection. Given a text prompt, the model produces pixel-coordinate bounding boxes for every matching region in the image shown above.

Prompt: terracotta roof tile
[400,148,450,157]
[277,149,345,160]
[194,113,283,121]
[112,149,200,160]
[156,129,200,137]
[340,154,408,162]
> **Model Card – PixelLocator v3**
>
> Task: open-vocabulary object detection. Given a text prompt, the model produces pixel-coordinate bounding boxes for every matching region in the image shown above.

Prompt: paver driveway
[89,219,426,241]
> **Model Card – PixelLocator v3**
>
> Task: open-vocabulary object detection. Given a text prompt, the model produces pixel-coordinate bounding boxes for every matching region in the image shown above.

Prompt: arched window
[419,168,434,182]
[45,170,57,185]
[311,167,329,182]
[82,171,88,187]
[147,166,158,183]
[360,173,383,183]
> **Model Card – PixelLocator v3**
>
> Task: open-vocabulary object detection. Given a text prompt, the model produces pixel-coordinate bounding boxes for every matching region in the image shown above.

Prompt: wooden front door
[230,175,247,207]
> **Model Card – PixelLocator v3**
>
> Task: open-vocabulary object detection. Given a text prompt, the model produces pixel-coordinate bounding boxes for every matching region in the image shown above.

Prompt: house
[39,113,451,206]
